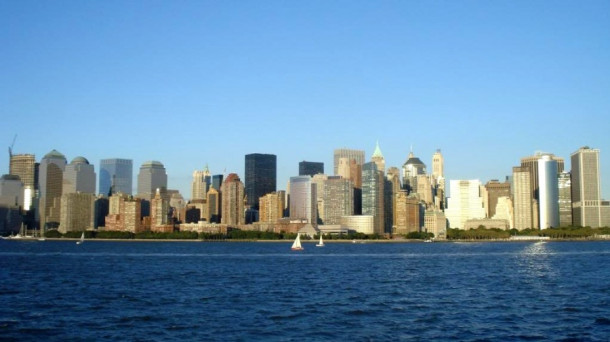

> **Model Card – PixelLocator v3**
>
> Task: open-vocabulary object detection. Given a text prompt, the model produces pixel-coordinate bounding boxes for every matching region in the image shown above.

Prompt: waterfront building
[424,209,447,239]
[59,192,95,233]
[512,166,533,230]
[492,196,514,228]
[558,171,572,227]
[340,215,374,235]
[520,152,564,228]
[0,174,24,209]
[444,180,486,229]
[104,194,144,233]
[571,147,608,227]
[191,165,211,201]
[245,153,276,210]
[362,162,384,234]
[99,158,132,195]
[221,173,245,226]
[394,190,421,235]
[464,218,509,230]
[137,161,167,201]
[402,150,427,194]
[538,155,560,229]
[299,161,324,177]
[485,179,511,218]
[323,176,353,225]
[333,148,364,176]
[289,176,317,225]
[63,157,96,194]
[39,149,67,230]
[259,191,286,223]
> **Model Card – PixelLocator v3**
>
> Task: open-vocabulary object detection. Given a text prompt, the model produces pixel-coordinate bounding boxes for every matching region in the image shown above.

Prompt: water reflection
[518,241,557,282]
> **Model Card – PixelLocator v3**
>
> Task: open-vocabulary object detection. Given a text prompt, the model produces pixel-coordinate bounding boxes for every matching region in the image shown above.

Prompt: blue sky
[1,1,609,199]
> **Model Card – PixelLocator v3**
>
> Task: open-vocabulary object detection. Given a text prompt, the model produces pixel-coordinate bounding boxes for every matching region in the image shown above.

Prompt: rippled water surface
[1,240,610,341]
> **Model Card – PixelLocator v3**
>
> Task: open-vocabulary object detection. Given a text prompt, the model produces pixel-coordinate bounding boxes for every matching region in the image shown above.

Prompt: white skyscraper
[444,180,486,229]
[538,155,559,229]
[289,176,317,225]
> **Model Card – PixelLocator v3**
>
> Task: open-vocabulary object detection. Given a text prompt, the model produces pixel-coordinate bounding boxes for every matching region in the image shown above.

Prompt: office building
[206,187,220,223]
[323,176,353,225]
[59,192,95,233]
[558,171,572,227]
[191,165,211,200]
[245,153,276,210]
[444,180,486,229]
[211,174,223,191]
[105,194,144,233]
[492,196,514,228]
[370,141,385,175]
[394,190,421,235]
[513,166,533,230]
[9,154,36,190]
[299,161,324,177]
[137,161,167,201]
[571,147,607,227]
[99,159,133,195]
[63,157,96,194]
[221,173,245,226]
[538,155,560,229]
[39,149,67,230]
[362,162,385,234]
[333,148,364,176]
[402,151,427,193]
[289,176,317,225]
[520,152,564,228]
[340,215,374,235]
[150,189,170,231]
[485,179,511,218]
[424,209,447,239]
[259,191,286,223]
[312,174,327,224]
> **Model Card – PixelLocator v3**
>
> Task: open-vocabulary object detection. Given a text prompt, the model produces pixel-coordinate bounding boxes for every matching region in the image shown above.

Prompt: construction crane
[8,134,17,158]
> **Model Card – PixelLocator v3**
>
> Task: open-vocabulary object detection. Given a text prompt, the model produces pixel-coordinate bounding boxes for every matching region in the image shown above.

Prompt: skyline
[2,1,609,199]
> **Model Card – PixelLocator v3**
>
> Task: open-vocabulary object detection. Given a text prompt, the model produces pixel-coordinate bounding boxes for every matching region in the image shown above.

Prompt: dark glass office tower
[211,175,223,191]
[299,161,324,177]
[245,153,277,209]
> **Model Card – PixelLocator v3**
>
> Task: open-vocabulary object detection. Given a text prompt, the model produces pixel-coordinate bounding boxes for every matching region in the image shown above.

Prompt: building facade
[289,176,317,225]
[323,176,353,225]
[259,191,286,223]
[571,147,606,227]
[137,161,168,201]
[191,165,211,201]
[512,166,533,230]
[63,157,96,194]
[333,148,364,176]
[59,192,95,233]
[362,162,384,234]
[99,158,133,195]
[299,161,324,177]
[245,153,277,210]
[558,171,572,227]
[444,179,486,229]
[39,150,67,230]
[220,173,245,226]
[538,155,559,229]
[485,179,511,218]
[394,190,421,235]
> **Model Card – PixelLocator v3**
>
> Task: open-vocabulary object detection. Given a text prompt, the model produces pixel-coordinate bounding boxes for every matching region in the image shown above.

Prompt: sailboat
[76,232,85,245]
[291,234,304,251]
[316,234,325,247]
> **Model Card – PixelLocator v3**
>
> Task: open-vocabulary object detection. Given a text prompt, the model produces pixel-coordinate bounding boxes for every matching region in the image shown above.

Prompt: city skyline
[1,1,609,199]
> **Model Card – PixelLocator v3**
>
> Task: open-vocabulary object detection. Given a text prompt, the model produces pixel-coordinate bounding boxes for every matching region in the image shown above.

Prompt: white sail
[316,234,324,247]
[291,234,303,250]
[76,232,84,244]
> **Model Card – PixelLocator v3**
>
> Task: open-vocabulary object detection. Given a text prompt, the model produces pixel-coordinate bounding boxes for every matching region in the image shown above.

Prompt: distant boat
[424,239,433,243]
[38,238,46,242]
[76,232,85,245]
[291,234,304,251]
[316,234,325,247]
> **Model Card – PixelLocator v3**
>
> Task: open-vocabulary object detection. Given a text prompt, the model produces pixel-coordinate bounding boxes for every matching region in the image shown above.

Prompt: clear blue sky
[1,1,609,199]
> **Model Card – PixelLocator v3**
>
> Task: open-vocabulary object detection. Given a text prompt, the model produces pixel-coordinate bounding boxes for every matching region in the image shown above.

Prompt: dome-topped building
[402,150,427,193]
[64,155,96,194]
[70,156,90,165]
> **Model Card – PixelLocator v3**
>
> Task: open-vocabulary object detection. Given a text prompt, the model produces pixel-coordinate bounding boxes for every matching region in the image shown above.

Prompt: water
[1,240,609,341]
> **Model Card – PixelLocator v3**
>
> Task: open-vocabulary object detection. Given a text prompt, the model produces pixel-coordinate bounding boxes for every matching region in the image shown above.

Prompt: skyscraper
[371,142,385,175]
[259,191,286,223]
[512,166,533,230]
[402,151,427,193]
[485,179,511,218]
[444,180,486,229]
[520,152,564,228]
[221,173,245,225]
[322,176,353,225]
[39,149,67,230]
[299,161,324,177]
[63,157,96,194]
[191,165,211,200]
[432,149,444,180]
[538,155,559,229]
[9,154,35,189]
[244,153,276,210]
[362,162,385,234]
[99,159,133,195]
[571,147,606,227]
[558,171,572,227]
[59,192,95,233]
[137,161,167,201]
[289,176,317,225]
[333,148,364,176]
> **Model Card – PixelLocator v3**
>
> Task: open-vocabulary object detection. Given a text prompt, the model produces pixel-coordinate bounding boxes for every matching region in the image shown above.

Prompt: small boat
[291,234,304,251]
[38,238,46,242]
[316,234,325,247]
[76,232,85,245]
[424,239,432,243]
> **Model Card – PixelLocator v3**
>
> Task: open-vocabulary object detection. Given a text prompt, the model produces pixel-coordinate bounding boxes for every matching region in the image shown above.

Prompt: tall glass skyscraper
[245,153,276,209]
[99,159,133,196]
[538,155,559,229]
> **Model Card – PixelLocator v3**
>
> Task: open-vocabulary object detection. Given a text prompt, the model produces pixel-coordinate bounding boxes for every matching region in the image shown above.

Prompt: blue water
[1,240,609,341]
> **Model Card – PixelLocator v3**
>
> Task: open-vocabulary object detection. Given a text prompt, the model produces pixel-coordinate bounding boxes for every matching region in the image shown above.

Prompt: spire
[372,141,384,158]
